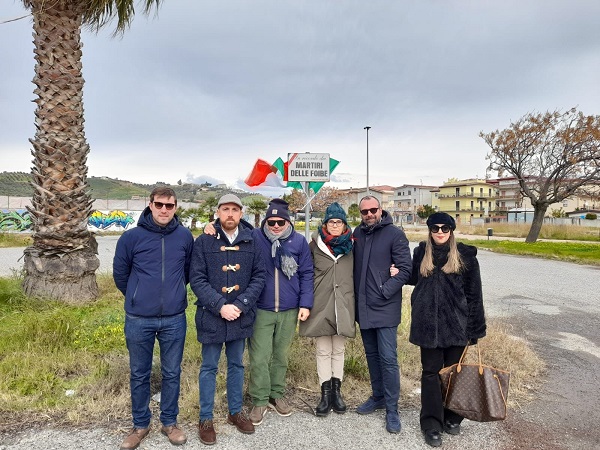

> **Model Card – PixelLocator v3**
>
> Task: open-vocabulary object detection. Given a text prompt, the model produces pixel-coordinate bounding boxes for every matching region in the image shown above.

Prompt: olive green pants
[248,308,298,406]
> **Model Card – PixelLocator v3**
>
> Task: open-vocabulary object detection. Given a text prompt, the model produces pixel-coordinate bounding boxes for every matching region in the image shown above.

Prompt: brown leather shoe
[198,420,216,445]
[120,427,150,450]
[161,424,187,445]
[227,412,255,434]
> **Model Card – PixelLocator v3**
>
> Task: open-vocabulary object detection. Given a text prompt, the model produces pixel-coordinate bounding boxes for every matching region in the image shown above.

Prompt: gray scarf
[262,224,298,279]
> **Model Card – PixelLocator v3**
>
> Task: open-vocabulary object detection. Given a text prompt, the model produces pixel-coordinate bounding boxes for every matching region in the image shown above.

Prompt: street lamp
[364,126,371,195]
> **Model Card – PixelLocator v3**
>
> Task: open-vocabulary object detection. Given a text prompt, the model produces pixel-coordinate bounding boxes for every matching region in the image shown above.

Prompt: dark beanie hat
[323,202,347,225]
[265,198,291,223]
[426,212,456,230]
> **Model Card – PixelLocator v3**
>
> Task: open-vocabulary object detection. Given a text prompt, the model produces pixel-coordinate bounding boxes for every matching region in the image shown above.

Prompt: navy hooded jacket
[352,210,412,329]
[113,207,194,317]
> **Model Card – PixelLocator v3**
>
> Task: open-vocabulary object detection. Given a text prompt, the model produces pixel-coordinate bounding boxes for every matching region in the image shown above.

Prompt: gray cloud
[2,0,600,189]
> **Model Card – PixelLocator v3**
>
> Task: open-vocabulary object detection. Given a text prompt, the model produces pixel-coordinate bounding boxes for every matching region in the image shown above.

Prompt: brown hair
[150,187,177,204]
[419,232,464,277]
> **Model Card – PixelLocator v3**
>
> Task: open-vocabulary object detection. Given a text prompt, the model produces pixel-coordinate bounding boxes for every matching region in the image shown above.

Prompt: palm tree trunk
[23,1,99,301]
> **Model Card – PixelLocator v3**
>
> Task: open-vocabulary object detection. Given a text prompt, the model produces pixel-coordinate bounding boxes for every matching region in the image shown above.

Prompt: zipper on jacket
[274,268,280,312]
[160,235,165,316]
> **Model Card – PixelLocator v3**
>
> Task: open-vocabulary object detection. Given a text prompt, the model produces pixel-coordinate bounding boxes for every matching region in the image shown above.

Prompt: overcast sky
[2,0,600,196]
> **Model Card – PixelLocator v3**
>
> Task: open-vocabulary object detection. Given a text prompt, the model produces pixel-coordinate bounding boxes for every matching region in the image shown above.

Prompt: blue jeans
[200,339,245,420]
[360,327,400,412]
[125,312,187,428]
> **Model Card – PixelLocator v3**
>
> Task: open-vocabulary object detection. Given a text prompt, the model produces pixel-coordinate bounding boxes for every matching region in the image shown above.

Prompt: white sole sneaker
[267,401,292,417]
[250,407,268,426]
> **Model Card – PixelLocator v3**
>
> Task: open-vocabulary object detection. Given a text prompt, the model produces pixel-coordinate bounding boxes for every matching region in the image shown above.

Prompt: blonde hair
[419,232,464,277]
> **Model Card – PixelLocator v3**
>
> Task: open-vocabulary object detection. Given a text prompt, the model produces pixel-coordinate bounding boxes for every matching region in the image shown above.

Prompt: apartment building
[336,185,396,214]
[391,184,437,224]
[437,179,498,224]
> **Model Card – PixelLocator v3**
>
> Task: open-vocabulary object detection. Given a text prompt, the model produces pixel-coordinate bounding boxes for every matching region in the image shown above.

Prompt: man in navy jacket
[352,195,412,434]
[190,194,266,445]
[113,187,194,450]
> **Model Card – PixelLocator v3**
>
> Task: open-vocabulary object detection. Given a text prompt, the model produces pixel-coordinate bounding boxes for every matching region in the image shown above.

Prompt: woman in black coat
[407,212,486,448]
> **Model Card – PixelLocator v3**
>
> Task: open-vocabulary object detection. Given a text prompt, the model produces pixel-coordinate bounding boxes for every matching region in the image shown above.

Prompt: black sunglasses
[153,201,176,211]
[267,219,286,227]
[360,207,379,215]
[430,225,451,233]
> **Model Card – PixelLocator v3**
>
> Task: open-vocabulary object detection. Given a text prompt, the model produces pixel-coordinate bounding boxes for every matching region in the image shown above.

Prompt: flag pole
[303,181,311,241]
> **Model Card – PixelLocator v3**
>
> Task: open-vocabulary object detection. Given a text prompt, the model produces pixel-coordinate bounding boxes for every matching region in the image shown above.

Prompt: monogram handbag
[439,344,510,422]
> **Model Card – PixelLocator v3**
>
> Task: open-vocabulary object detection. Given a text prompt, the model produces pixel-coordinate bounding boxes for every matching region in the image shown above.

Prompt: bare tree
[311,187,343,213]
[284,189,306,215]
[481,108,600,242]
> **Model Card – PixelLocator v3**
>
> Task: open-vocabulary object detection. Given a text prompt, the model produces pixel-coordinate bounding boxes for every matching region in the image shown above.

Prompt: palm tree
[202,196,219,222]
[247,198,268,228]
[179,206,206,231]
[20,0,162,301]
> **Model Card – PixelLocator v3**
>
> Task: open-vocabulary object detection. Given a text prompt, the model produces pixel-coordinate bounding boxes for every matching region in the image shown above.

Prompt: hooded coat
[408,241,487,348]
[190,219,266,344]
[352,211,412,329]
[299,231,356,338]
[113,207,194,317]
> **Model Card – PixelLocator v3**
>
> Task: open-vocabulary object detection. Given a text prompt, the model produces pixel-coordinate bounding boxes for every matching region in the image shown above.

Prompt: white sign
[287,153,330,182]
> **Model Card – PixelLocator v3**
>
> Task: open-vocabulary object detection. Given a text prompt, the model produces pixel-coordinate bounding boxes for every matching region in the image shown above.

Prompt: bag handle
[456,343,484,375]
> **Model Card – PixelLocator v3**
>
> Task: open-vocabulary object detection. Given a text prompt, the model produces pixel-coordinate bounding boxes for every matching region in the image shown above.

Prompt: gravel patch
[0,409,509,450]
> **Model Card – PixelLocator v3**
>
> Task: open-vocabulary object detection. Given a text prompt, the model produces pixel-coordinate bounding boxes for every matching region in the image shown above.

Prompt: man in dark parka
[352,195,412,433]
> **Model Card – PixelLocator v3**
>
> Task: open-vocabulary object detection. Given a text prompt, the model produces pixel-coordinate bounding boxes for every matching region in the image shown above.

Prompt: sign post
[287,153,331,240]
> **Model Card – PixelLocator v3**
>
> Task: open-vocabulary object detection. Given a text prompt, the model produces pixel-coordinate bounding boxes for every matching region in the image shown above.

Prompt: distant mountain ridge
[0,172,243,202]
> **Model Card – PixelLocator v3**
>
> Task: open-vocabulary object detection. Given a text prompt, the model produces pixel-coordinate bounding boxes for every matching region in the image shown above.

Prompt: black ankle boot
[315,379,332,416]
[331,377,347,413]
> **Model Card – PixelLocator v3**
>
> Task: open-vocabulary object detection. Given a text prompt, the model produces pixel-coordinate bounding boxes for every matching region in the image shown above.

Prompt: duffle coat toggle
[222,264,241,271]
[220,245,240,251]
[221,285,240,293]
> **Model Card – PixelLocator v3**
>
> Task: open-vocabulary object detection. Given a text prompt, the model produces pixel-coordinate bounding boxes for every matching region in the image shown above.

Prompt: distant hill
[0,172,253,202]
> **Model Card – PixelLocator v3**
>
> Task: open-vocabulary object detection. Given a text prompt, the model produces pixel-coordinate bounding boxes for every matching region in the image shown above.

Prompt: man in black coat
[190,194,266,445]
[352,195,412,434]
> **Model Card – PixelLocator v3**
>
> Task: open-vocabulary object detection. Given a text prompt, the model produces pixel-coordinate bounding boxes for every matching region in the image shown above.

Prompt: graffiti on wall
[88,210,136,230]
[1,209,139,233]
[0,209,32,231]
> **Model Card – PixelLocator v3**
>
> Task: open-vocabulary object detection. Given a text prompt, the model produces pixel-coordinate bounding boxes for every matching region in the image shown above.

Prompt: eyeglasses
[153,201,176,210]
[360,207,379,216]
[267,219,286,227]
[327,220,344,227]
[430,225,451,233]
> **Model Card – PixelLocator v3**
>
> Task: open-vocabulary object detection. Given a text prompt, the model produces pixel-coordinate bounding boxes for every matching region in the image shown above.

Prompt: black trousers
[419,345,465,432]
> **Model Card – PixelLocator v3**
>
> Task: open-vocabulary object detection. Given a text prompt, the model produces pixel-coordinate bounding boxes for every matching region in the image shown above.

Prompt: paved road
[1,237,599,449]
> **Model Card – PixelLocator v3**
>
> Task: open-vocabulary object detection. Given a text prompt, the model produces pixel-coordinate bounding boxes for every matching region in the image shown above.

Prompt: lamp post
[364,126,371,195]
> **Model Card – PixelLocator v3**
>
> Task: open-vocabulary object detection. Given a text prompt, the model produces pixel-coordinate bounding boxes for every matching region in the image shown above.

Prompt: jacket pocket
[240,308,256,330]
[195,308,217,333]
[128,279,139,308]
[377,270,392,299]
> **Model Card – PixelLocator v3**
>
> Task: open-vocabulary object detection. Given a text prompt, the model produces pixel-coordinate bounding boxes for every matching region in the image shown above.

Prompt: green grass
[0,233,32,248]
[0,274,543,429]
[460,239,600,265]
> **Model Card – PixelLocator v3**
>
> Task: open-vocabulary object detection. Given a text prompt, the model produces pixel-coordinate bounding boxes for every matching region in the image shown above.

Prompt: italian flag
[244,157,339,194]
